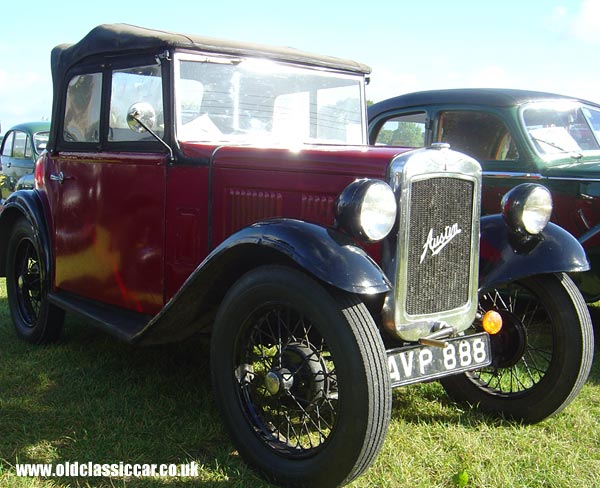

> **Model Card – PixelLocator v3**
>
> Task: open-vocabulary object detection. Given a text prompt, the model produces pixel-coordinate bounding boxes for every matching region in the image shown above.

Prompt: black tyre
[6,218,64,344]
[210,265,391,487]
[441,273,594,423]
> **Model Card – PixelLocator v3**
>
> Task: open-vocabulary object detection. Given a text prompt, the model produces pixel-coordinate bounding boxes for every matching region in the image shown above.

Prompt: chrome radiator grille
[406,177,474,315]
[384,146,481,342]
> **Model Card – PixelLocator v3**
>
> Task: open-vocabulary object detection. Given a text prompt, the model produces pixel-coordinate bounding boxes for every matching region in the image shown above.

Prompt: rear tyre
[6,218,64,344]
[441,273,594,423]
[210,265,391,487]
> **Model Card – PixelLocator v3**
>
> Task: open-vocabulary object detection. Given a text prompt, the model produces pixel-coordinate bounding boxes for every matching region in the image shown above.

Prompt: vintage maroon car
[0,25,594,487]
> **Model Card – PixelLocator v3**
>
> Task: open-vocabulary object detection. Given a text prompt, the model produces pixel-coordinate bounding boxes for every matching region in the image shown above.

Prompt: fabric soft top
[47,24,370,149]
[51,23,371,78]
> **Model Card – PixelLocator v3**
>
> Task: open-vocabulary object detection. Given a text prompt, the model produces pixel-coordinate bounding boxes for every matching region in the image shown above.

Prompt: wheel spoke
[12,238,44,327]
[236,303,338,455]
[472,279,559,395]
[517,358,537,389]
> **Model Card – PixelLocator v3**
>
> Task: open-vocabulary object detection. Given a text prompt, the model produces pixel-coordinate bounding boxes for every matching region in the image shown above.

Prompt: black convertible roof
[48,24,370,149]
[51,23,371,78]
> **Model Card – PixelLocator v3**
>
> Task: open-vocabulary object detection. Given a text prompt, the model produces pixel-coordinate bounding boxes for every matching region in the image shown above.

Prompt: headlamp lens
[360,182,397,241]
[502,183,553,235]
[522,186,552,234]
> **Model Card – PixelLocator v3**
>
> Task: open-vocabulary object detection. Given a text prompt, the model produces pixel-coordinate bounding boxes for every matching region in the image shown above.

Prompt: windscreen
[523,102,600,157]
[175,55,365,146]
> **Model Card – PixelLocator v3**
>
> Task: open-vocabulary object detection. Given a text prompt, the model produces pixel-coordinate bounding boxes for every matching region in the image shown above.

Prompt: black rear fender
[0,190,51,277]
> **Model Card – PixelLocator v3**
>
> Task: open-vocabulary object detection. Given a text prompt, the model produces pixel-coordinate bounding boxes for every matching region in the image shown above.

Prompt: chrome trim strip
[482,171,542,179]
[545,176,600,182]
[483,171,600,183]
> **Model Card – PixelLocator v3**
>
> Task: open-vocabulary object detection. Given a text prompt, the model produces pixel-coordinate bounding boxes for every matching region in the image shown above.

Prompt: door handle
[50,172,65,183]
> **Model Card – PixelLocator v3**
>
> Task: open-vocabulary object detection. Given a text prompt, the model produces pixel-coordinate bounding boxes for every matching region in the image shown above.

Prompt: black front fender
[135,218,390,345]
[479,215,589,292]
[206,218,391,294]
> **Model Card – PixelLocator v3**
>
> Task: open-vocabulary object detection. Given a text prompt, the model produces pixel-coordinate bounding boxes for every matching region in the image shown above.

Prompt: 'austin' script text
[420,223,462,263]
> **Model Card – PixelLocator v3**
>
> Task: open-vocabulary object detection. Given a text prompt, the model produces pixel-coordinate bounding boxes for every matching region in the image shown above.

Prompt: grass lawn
[0,277,598,487]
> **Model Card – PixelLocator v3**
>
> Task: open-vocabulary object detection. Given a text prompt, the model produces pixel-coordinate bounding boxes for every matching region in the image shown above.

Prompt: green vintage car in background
[0,121,50,201]
[368,88,600,301]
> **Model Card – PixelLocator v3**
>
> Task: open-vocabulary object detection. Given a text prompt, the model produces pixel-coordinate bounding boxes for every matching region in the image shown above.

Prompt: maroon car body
[42,144,395,315]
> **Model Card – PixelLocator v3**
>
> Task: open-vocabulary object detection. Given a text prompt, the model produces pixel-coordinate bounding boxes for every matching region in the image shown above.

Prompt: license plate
[387,332,491,387]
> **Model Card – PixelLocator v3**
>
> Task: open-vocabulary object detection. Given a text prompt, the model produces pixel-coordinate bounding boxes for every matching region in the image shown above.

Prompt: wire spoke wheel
[237,304,338,455]
[471,282,553,395]
[440,273,593,423]
[6,218,64,343]
[211,265,390,487]
[14,238,43,326]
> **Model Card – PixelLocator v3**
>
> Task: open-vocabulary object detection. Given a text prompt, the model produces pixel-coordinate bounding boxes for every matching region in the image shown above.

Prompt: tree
[376,122,424,147]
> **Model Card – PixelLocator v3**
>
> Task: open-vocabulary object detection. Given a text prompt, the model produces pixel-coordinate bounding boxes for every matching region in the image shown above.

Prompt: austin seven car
[0,26,594,487]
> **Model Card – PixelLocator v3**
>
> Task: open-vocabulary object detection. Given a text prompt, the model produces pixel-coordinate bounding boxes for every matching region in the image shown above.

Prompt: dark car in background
[0,121,50,201]
[368,88,600,301]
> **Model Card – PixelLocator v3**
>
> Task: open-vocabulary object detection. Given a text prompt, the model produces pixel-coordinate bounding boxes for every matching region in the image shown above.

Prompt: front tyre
[6,218,64,344]
[441,273,594,423]
[210,265,391,487]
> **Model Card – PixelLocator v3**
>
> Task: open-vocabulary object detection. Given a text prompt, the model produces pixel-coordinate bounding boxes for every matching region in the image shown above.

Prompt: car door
[45,61,167,315]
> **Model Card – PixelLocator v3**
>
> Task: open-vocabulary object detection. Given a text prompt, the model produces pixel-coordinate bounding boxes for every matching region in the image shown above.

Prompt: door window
[12,132,27,159]
[1,132,14,156]
[109,65,164,142]
[64,73,103,143]
[437,111,518,161]
[24,135,33,159]
[374,112,426,147]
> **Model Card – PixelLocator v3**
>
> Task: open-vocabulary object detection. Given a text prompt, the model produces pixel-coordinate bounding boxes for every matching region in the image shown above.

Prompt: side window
[437,111,519,161]
[64,73,103,143]
[1,132,14,156]
[374,112,426,147]
[24,135,33,158]
[109,65,164,142]
[13,131,27,159]
[33,132,49,154]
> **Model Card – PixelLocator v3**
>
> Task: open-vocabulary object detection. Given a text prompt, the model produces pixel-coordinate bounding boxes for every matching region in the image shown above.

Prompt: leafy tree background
[367,100,424,147]
[376,122,423,146]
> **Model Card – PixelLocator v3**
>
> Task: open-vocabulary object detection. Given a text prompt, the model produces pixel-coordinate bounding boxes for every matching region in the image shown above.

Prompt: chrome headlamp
[335,179,397,242]
[502,183,552,235]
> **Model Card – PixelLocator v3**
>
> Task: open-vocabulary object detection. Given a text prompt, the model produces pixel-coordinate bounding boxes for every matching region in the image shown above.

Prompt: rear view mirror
[127,102,156,133]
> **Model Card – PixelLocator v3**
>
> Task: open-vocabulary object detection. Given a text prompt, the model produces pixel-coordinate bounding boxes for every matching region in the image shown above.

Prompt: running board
[48,291,152,343]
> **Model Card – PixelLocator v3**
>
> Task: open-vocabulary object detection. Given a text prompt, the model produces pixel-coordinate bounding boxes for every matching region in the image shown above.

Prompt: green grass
[0,277,598,487]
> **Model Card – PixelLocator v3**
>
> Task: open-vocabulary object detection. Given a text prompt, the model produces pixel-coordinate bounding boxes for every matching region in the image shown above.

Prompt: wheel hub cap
[265,371,281,394]
[265,369,293,395]
[490,310,528,368]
